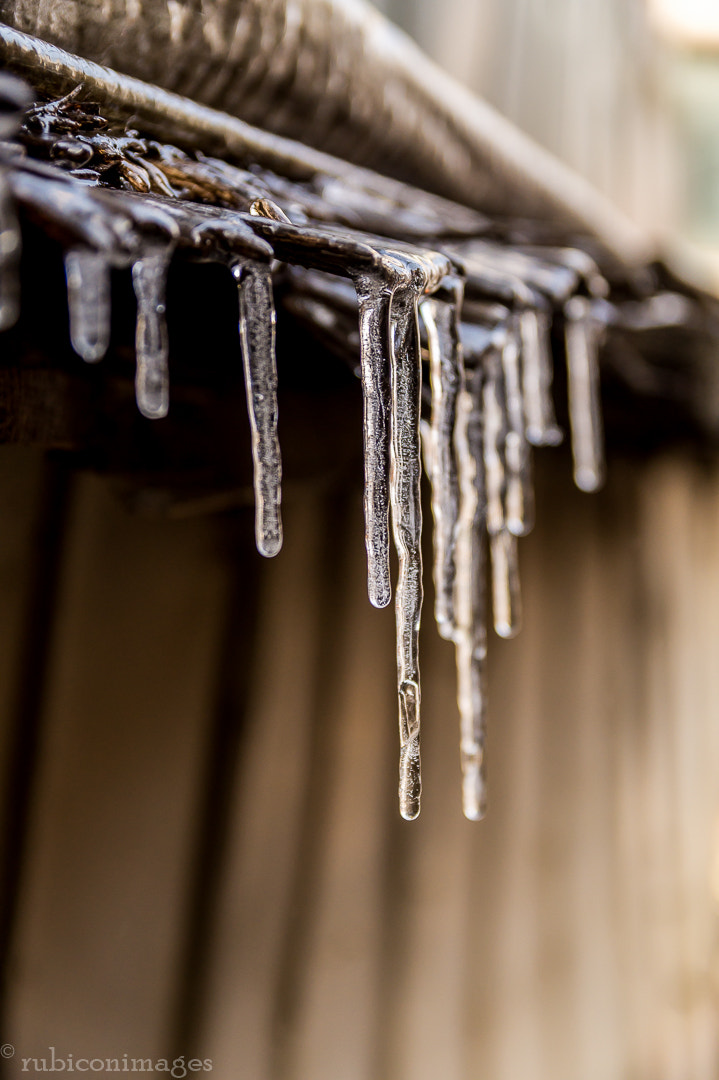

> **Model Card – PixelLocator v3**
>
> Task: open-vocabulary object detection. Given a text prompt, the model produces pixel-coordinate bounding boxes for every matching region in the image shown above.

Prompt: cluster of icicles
[0,143,612,822]
[352,252,606,821]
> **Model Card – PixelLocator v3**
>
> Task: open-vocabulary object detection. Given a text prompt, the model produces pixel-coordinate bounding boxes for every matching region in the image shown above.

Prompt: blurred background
[3,2,719,1079]
[381,0,719,282]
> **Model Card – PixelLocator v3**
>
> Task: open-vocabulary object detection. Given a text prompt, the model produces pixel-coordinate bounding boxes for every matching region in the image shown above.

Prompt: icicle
[452,359,488,820]
[389,283,424,821]
[419,417,434,479]
[352,272,393,608]
[233,260,283,558]
[500,322,534,536]
[65,249,111,363]
[489,531,521,640]
[0,170,21,332]
[132,248,171,420]
[520,307,562,447]
[483,348,522,639]
[564,295,605,492]
[419,278,463,640]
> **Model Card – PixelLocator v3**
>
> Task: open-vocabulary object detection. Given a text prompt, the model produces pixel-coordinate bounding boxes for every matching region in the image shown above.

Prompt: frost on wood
[0,75,702,822]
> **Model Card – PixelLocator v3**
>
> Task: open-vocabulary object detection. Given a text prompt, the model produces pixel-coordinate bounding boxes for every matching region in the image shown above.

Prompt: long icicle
[564,294,605,492]
[453,356,489,820]
[501,319,534,536]
[419,276,463,640]
[483,346,522,639]
[352,272,393,608]
[389,283,424,821]
[65,249,112,363]
[234,259,283,558]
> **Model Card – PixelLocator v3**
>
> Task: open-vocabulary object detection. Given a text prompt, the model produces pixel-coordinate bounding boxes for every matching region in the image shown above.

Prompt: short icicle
[500,320,534,536]
[453,357,489,820]
[564,295,605,492]
[352,272,393,607]
[389,282,424,820]
[65,249,111,363]
[132,247,172,420]
[234,260,283,558]
[483,346,522,639]
[520,307,562,447]
[419,276,463,640]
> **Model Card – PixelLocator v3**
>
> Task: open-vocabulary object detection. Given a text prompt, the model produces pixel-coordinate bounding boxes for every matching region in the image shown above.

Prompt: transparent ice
[564,295,605,492]
[452,359,488,820]
[483,347,522,639]
[132,248,171,420]
[352,272,393,608]
[65,250,112,363]
[234,260,283,558]
[389,282,424,821]
[500,321,534,536]
[520,307,562,447]
[419,277,463,640]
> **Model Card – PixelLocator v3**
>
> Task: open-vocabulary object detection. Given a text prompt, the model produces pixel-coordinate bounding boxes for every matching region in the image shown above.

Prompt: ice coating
[132,248,171,420]
[564,295,605,492]
[65,249,111,363]
[419,277,463,640]
[0,170,20,332]
[452,358,488,820]
[520,307,562,447]
[352,272,393,608]
[483,347,522,639]
[234,259,283,558]
[500,321,534,537]
[389,282,424,821]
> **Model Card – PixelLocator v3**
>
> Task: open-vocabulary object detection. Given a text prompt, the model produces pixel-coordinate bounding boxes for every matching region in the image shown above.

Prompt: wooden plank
[5,469,231,1060]
[199,493,331,1078]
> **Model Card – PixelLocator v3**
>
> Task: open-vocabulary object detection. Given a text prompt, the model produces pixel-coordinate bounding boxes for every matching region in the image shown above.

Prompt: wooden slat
[0,448,57,843]
[5,469,232,1059]
[199,492,333,1078]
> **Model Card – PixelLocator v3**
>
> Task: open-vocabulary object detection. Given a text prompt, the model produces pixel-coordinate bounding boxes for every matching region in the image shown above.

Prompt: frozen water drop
[65,249,111,363]
[234,260,283,558]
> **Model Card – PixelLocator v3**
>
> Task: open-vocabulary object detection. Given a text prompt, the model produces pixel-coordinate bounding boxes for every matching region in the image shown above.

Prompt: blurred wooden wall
[1,441,719,1079]
[384,0,677,234]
